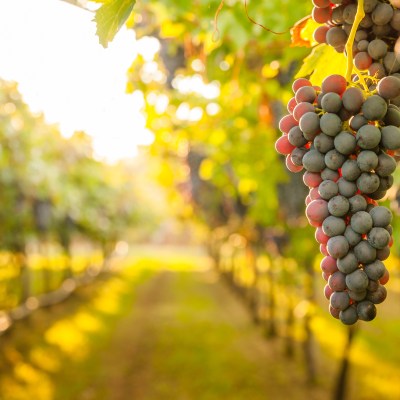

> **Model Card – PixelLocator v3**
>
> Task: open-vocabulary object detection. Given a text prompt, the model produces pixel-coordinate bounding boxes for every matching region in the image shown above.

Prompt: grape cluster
[312,0,400,89]
[275,74,399,324]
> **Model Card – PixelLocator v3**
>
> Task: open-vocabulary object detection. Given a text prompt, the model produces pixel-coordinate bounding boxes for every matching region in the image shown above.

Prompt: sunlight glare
[0,0,150,162]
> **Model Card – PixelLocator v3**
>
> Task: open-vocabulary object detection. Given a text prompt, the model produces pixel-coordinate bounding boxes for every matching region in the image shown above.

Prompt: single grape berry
[367,39,388,60]
[326,28,348,48]
[342,87,364,113]
[318,180,339,200]
[327,235,350,259]
[344,225,362,247]
[337,178,357,198]
[303,171,323,188]
[369,206,392,227]
[357,150,378,172]
[368,227,391,249]
[292,78,312,93]
[295,86,317,104]
[321,74,347,95]
[364,260,386,280]
[372,3,394,26]
[334,131,356,155]
[325,150,346,170]
[328,270,347,291]
[377,76,400,99]
[356,172,380,194]
[356,125,381,149]
[320,113,343,136]
[351,211,373,234]
[321,168,340,181]
[346,269,369,292]
[293,102,316,121]
[380,125,400,150]
[350,114,368,130]
[330,291,351,311]
[306,199,330,224]
[322,215,347,237]
[339,306,358,325]
[348,195,367,213]
[288,126,308,147]
[337,251,359,274]
[328,195,350,217]
[341,159,361,181]
[300,112,321,138]
[357,301,377,321]
[367,285,387,304]
[361,95,387,120]
[303,149,326,172]
[321,92,342,113]
[354,240,377,264]
[314,133,335,153]
[279,114,298,134]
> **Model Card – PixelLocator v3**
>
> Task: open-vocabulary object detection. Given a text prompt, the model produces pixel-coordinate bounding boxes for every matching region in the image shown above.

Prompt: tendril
[244,0,288,35]
[213,0,225,41]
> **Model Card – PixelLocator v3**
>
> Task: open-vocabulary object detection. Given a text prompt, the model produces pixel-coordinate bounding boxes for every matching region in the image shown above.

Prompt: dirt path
[92,268,328,400]
[2,251,399,400]
[101,271,173,400]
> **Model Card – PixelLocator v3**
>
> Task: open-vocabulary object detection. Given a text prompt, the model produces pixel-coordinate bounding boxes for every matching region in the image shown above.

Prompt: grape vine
[276,0,400,325]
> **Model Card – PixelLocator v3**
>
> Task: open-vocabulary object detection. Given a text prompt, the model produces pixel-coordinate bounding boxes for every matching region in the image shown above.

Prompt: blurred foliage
[0,79,154,252]
[112,0,320,266]
[0,79,162,308]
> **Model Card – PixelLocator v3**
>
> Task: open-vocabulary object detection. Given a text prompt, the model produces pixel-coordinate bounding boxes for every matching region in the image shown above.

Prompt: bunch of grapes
[312,0,400,88]
[275,73,400,324]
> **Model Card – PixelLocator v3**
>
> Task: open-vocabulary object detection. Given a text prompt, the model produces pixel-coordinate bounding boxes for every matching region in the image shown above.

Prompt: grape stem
[345,0,365,84]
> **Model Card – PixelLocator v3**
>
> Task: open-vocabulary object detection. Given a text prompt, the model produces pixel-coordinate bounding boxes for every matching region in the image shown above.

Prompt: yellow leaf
[295,44,347,86]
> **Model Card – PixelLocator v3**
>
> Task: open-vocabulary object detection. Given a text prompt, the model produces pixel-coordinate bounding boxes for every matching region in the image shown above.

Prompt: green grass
[148,272,271,400]
[1,246,400,400]
[0,259,155,400]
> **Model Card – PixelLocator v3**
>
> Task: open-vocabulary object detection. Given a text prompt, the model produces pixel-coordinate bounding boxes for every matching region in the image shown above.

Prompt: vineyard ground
[0,245,399,399]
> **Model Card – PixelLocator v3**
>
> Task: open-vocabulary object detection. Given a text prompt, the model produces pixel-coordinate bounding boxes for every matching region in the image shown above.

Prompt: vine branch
[345,0,365,82]
[244,0,288,35]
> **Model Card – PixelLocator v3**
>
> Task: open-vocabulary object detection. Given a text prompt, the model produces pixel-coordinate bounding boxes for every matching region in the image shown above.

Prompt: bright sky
[0,0,154,162]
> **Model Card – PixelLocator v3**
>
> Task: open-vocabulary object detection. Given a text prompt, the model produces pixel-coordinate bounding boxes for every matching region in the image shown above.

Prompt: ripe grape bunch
[275,73,400,324]
[312,0,400,89]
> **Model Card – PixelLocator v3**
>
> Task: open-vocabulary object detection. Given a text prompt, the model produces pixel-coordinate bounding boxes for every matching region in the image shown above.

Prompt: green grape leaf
[295,44,347,86]
[94,0,136,48]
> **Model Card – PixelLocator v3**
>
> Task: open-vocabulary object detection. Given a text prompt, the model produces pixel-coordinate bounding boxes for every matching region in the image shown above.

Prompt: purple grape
[344,225,362,247]
[367,227,391,249]
[361,95,388,120]
[327,236,350,259]
[330,291,350,310]
[351,211,373,234]
[339,305,358,325]
[320,113,343,136]
[346,269,369,292]
[328,270,347,291]
[328,195,350,217]
[356,125,382,149]
[354,240,377,264]
[357,301,377,321]
[367,285,387,304]
[322,216,347,237]
[369,206,392,227]
[337,251,359,274]
[364,260,386,280]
